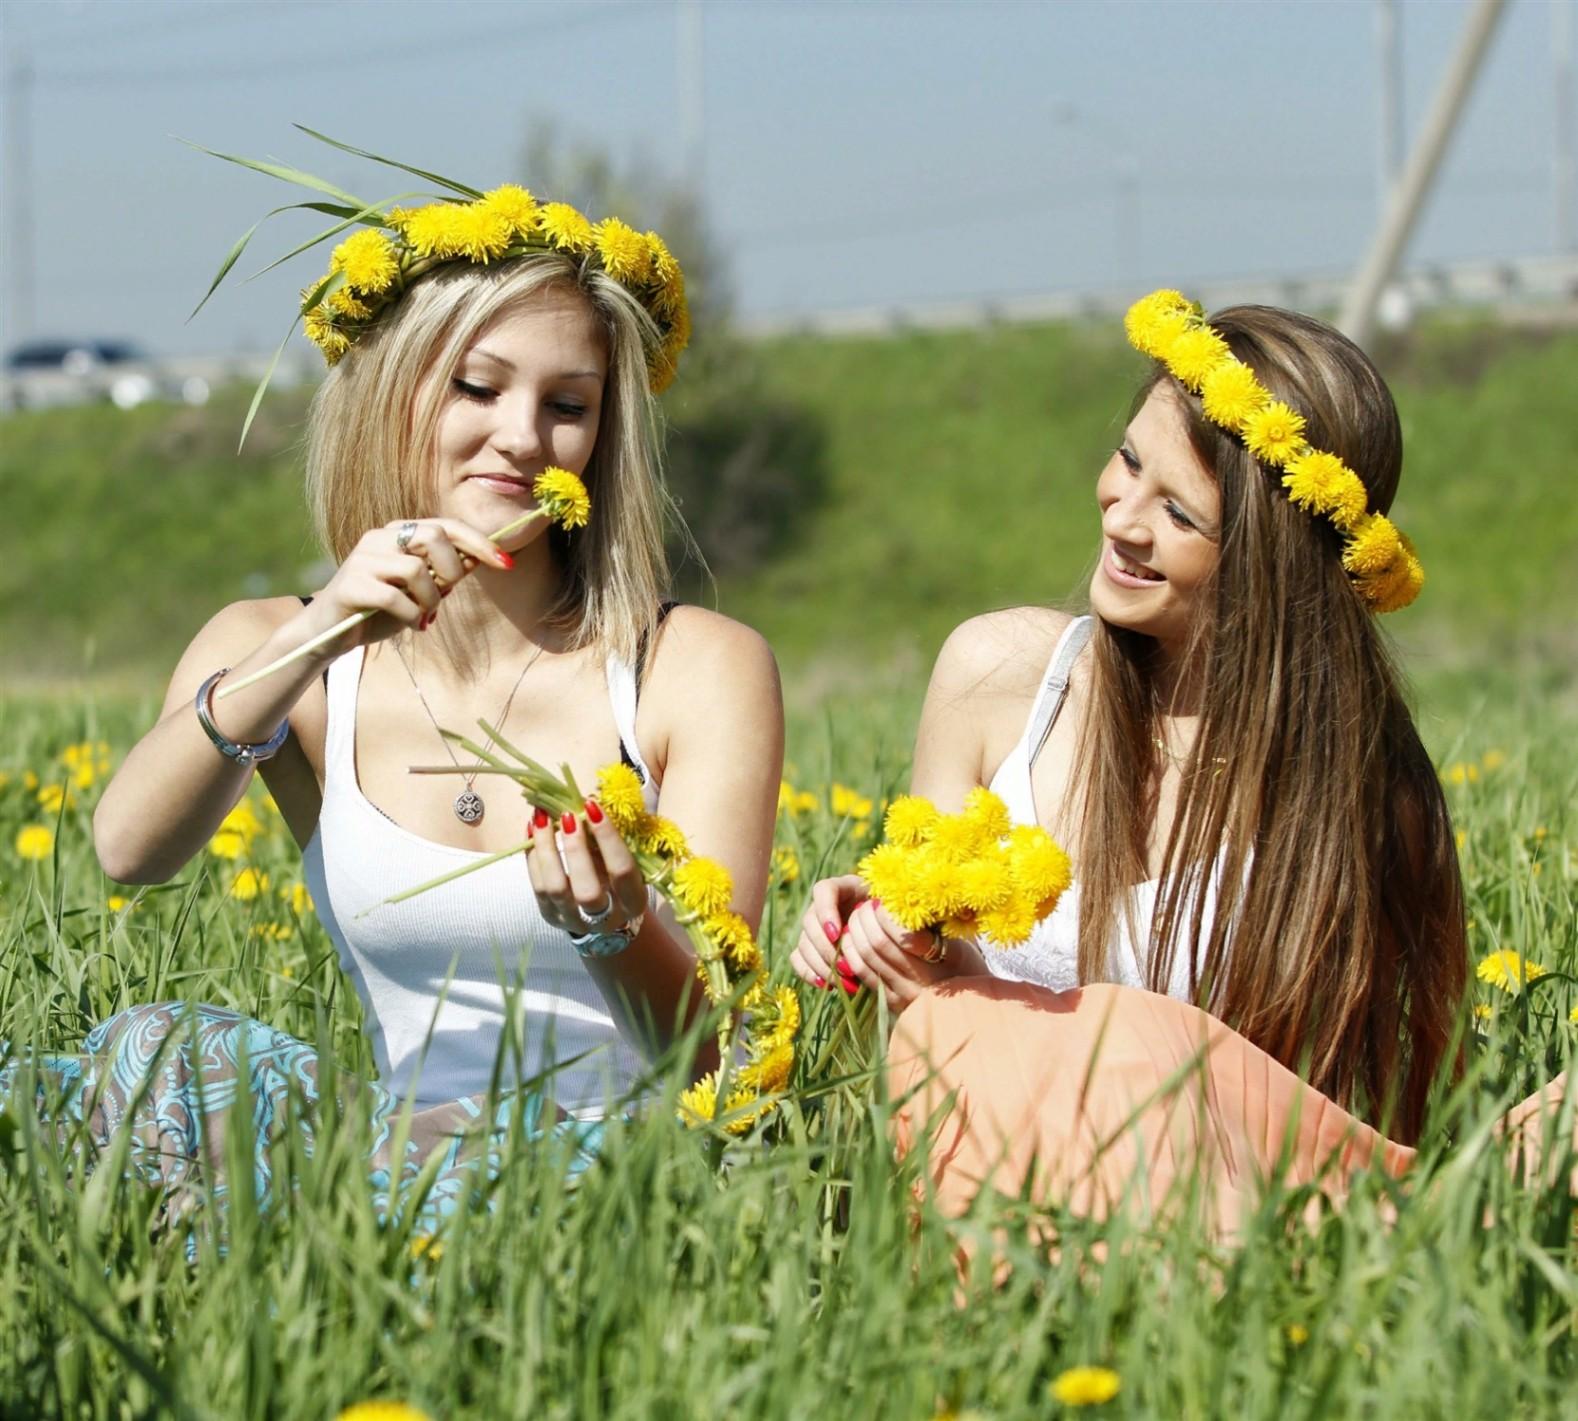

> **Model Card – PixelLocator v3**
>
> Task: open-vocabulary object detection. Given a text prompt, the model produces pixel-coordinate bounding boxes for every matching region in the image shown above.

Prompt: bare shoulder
[931,606,1077,705]
[643,604,780,692]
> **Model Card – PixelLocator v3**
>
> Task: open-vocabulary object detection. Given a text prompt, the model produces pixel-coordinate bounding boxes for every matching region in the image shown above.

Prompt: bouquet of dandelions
[787,786,1071,1158]
[386,747,798,1141]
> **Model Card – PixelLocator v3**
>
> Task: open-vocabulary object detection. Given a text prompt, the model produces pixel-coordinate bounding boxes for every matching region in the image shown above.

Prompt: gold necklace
[394,639,546,825]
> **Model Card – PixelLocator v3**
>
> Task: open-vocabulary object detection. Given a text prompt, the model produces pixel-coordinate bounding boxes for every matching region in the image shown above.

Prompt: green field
[3,316,1578,1416]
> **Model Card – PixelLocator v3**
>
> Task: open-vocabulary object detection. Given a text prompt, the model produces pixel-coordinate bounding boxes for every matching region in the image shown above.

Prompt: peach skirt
[887,978,1570,1239]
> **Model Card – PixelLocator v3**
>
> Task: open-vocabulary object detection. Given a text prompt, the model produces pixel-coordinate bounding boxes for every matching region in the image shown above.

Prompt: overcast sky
[1,0,1571,356]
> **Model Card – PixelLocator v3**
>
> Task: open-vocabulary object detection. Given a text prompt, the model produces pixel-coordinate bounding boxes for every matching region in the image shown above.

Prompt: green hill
[6,316,1577,695]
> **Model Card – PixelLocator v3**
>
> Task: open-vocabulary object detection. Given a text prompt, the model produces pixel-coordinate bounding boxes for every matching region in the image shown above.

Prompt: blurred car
[1,338,210,412]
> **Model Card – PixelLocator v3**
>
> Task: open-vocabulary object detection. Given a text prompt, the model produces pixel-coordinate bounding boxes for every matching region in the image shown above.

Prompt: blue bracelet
[194,669,290,767]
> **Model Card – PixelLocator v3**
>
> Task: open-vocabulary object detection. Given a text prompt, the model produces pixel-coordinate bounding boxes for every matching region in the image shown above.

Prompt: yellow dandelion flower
[37,783,74,814]
[1443,762,1479,787]
[1285,1323,1310,1347]
[857,842,909,904]
[764,984,801,1044]
[596,763,647,831]
[636,814,689,860]
[335,1405,433,1421]
[1049,1365,1121,1407]
[478,183,539,238]
[648,300,691,394]
[1481,750,1508,772]
[1284,451,1370,531]
[1243,400,1306,468]
[393,202,468,259]
[593,217,652,282]
[1569,1004,1578,1026]
[956,854,1013,914]
[1007,824,1073,905]
[741,1038,794,1094]
[1342,513,1404,577]
[539,201,595,254]
[773,845,800,884]
[831,783,874,820]
[327,286,373,321]
[330,228,400,294]
[702,910,758,972]
[230,868,270,901]
[1358,533,1423,614]
[1164,326,1231,390]
[643,230,682,289]
[409,1234,444,1263]
[1473,1002,1493,1023]
[287,882,314,916]
[884,795,939,847]
[16,824,55,860]
[979,896,1038,948]
[1456,829,1468,851]
[962,786,1011,842]
[1199,360,1269,432]
[303,309,351,365]
[678,1070,718,1124]
[250,922,292,941]
[448,201,513,262]
[929,813,989,863]
[942,911,978,940]
[533,466,591,530]
[672,857,733,916]
[888,852,963,928]
[107,895,129,912]
[22,770,39,791]
[1476,949,1547,993]
[1124,289,1194,359]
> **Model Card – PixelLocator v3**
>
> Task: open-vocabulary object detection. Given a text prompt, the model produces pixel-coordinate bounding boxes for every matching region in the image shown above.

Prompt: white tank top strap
[604,650,657,792]
[1020,614,1095,771]
[321,643,365,787]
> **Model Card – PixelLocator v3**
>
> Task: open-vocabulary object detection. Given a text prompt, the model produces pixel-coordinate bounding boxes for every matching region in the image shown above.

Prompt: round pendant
[454,788,485,825]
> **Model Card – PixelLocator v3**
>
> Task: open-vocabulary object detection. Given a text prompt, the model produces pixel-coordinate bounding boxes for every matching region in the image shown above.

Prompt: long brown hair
[1073,305,1465,1143]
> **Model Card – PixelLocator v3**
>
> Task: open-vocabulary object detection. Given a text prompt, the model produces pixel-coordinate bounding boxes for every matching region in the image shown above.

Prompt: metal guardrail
[735,253,1578,341]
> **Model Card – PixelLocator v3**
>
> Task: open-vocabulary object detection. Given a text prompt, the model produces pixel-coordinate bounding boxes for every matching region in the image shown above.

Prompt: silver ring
[580,895,614,927]
[395,520,419,552]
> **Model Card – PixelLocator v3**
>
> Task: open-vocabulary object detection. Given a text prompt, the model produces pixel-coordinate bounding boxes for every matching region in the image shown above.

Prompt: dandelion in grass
[778,780,819,817]
[15,824,54,861]
[1285,1323,1310,1347]
[1476,949,1548,993]
[831,783,874,821]
[1481,748,1508,772]
[335,1405,433,1421]
[230,868,271,901]
[1443,762,1479,787]
[1049,1366,1121,1406]
[37,783,74,814]
[773,845,800,884]
[107,895,130,913]
[286,881,313,915]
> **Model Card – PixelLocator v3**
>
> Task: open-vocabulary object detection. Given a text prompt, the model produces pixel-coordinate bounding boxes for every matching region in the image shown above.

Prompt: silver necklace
[394,639,546,825]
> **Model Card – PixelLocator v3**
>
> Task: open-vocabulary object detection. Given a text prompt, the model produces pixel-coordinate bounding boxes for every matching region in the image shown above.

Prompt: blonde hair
[1073,305,1465,1143]
[305,254,672,666]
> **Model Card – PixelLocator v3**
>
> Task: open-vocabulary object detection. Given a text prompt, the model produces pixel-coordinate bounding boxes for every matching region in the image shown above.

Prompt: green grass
[1,677,1576,1418]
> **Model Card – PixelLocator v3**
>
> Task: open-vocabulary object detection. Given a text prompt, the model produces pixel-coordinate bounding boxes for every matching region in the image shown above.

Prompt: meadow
[2,313,1577,1417]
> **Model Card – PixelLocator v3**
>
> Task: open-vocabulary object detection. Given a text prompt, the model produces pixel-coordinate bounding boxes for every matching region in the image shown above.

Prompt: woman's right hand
[301,517,514,657]
[790,873,870,989]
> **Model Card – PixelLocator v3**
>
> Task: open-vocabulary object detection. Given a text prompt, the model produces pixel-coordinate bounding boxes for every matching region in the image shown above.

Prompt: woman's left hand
[526,800,648,939]
[837,898,965,1013]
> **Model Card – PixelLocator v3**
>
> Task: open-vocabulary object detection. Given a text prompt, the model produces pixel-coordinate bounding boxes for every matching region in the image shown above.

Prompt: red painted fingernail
[585,799,603,824]
[526,820,535,839]
[561,812,577,834]
[495,550,515,569]
[823,921,840,945]
[840,976,860,996]
[839,922,851,939]
[871,897,882,910]
[533,808,550,829]
[835,956,851,975]
[814,976,827,989]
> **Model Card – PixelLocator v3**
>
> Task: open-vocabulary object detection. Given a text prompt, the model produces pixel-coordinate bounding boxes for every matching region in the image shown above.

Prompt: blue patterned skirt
[0,1002,601,1238]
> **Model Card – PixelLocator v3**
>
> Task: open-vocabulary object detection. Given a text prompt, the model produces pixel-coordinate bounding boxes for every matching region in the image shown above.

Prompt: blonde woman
[792,298,1490,1232]
[11,176,782,1222]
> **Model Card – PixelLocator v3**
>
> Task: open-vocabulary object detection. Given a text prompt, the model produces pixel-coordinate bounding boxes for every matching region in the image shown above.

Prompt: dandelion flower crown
[1124,289,1423,615]
[194,128,690,440]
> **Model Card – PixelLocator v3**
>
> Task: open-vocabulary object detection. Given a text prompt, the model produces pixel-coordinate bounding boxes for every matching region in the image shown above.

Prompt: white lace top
[981,616,1224,999]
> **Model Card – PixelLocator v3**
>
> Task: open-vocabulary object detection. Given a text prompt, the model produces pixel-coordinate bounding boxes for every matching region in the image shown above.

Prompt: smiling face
[429,285,608,550]
[1088,383,1222,653]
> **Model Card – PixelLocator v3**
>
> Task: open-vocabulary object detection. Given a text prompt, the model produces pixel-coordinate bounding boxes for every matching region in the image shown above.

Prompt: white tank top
[982,615,1221,1000]
[301,643,658,1113]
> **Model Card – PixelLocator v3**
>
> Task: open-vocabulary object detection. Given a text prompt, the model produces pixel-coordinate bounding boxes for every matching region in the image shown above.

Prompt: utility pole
[1339,0,1508,348]
[677,0,704,198]
[1377,0,1403,214]
[2,36,34,347]
[1557,0,1575,253]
